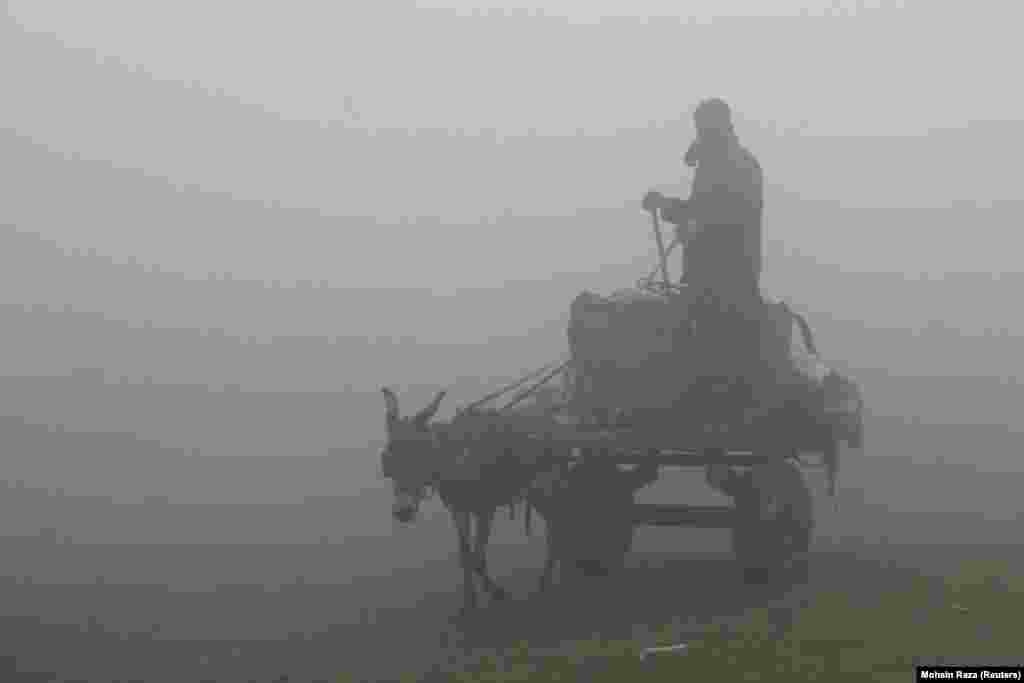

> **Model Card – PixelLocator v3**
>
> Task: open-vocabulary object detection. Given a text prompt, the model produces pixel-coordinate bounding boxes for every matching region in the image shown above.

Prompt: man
[643,99,765,389]
[643,98,764,308]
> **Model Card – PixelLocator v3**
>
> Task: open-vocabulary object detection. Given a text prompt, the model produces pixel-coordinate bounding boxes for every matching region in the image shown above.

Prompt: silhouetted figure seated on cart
[642,98,765,394]
[642,98,762,298]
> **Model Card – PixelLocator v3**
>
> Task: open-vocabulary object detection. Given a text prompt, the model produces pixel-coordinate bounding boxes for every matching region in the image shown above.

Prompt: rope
[637,235,686,296]
[645,235,681,281]
[788,307,819,357]
[649,209,671,289]
[500,359,570,414]
[459,361,561,415]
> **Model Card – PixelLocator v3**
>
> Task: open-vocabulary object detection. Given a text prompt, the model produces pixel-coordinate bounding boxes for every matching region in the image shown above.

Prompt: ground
[1,414,1021,682]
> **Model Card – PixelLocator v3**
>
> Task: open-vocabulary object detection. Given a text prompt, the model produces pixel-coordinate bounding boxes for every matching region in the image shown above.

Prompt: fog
[5,2,1024,284]
[1,3,1022,681]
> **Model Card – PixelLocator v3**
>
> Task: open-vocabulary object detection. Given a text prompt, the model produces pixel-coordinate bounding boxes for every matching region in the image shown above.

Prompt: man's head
[693,98,733,136]
[685,98,735,167]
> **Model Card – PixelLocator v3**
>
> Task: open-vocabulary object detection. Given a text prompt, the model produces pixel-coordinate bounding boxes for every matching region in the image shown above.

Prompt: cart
[381,213,865,591]
[422,230,864,581]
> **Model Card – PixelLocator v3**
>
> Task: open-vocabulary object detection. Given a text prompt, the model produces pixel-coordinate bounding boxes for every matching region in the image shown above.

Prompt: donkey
[381,387,555,615]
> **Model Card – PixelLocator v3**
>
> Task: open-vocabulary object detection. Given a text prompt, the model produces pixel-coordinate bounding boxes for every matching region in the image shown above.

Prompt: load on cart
[378,100,865,614]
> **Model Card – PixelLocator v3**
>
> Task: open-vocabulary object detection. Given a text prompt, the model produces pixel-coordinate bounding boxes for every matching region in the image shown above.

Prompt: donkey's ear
[382,387,400,423]
[413,389,446,427]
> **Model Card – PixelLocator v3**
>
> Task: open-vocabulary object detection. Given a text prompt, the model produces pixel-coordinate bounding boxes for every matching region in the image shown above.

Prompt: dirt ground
[1,415,1021,682]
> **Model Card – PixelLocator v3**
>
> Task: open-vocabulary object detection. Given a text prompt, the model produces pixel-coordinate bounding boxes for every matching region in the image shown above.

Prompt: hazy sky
[2,1,1023,454]
[10,1,1020,135]
[3,1,1023,288]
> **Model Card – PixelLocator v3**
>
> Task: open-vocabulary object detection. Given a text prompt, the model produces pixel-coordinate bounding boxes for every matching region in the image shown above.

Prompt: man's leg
[730,277,764,410]
[704,279,756,405]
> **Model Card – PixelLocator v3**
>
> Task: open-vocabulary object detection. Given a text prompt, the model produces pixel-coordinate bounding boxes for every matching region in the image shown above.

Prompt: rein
[500,360,570,413]
[457,357,570,418]
[788,307,819,357]
[459,361,561,415]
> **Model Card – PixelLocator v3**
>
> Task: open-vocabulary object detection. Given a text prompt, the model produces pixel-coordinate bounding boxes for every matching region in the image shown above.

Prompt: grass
[339,559,1023,682]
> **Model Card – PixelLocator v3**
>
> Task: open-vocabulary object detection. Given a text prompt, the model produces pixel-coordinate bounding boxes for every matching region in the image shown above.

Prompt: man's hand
[641,190,665,214]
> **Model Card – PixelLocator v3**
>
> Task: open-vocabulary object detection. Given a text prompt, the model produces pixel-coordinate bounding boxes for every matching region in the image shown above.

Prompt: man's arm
[641,192,698,245]
[643,191,688,222]
[688,149,762,226]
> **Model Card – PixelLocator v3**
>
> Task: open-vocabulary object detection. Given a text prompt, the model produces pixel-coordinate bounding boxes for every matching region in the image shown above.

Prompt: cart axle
[632,503,738,528]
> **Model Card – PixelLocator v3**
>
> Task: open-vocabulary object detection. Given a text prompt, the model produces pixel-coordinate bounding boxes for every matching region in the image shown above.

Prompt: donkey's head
[381,387,446,523]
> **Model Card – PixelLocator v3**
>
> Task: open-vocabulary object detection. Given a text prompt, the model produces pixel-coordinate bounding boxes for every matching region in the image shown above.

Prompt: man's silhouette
[643,98,763,305]
[643,98,765,380]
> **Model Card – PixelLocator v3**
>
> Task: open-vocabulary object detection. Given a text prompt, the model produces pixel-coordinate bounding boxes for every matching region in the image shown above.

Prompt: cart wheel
[730,459,814,582]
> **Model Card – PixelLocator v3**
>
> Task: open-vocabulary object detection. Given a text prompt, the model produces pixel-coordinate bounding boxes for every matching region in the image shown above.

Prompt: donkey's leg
[471,508,507,601]
[451,509,477,615]
[536,522,558,594]
[531,473,568,595]
[535,500,569,594]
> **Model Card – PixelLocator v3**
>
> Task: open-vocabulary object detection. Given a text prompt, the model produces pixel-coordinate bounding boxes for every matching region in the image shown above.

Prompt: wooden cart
[430,293,865,579]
